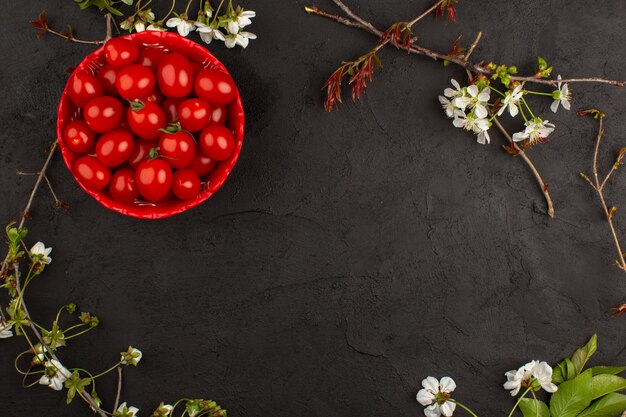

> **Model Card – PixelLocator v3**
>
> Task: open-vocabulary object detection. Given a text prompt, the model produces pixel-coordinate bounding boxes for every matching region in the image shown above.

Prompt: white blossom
[453,85,490,118]
[121,346,143,366]
[452,111,491,144]
[30,241,52,264]
[39,359,70,391]
[497,85,524,117]
[504,360,558,396]
[196,22,225,45]
[512,118,555,144]
[224,31,257,49]
[444,79,463,99]
[551,75,571,113]
[166,16,196,37]
[147,23,167,32]
[416,376,457,417]
[115,402,139,417]
[0,321,13,339]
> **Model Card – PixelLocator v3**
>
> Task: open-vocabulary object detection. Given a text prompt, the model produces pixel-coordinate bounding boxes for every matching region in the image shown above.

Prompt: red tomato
[137,47,167,72]
[68,72,104,107]
[97,64,118,96]
[84,96,123,133]
[172,169,201,200]
[162,98,185,123]
[127,101,167,141]
[109,168,139,203]
[145,89,164,105]
[104,38,138,68]
[210,106,228,125]
[64,120,96,154]
[135,159,173,202]
[96,129,135,167]
[159,131,196,169]
[199,124,235,161]
[157,52,193,98]
[194,69,237,107]
[178,98,212,132]
[74,156,111,191]
[116,64,156,100]
[128,140,153,168]
[189,153,217,177]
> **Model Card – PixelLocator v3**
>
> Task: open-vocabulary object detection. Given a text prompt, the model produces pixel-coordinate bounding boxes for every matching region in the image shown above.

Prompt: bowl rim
[57,31,245,220]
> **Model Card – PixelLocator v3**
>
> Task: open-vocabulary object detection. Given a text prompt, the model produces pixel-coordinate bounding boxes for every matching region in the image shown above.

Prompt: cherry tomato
[96,129,135,167]
[189,153,217,177]
[210,106,228,125]
[109,168,139,203]
[74,156,111,191]
[137,47,167,72]
[116,64,156,100]
[178,98,212,132]
[128,140,153,168]
[162,98,185,123]
[199,124,235,161]
[135,159,173,202]
[97,64,118,96]
[194,69,237,107]
[145,89,164,105]
[127,101,167,141]
[84,96,123,133]
[159,131,196,169]
[68,72,104,107]
[172,169,201,200]
[157,52,193,98]
[64,120,96,154]
[104,38,138,68]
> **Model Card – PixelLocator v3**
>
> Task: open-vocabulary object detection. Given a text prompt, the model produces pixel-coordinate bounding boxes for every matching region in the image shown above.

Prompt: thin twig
[407,0,446,28]
[464,32,482,62]
[104,13,113,42]
[114,367,123,411]
[492,117,555,218]
[306,5,625,87]
[43,28,105,45]
[1,141,108,417]
[587,118,626,271]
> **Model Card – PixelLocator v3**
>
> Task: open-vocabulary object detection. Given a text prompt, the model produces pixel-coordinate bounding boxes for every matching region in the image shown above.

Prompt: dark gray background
[1,1,625,416]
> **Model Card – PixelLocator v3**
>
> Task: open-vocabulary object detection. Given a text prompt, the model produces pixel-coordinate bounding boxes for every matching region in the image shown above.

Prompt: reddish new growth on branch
[435,0,458,22]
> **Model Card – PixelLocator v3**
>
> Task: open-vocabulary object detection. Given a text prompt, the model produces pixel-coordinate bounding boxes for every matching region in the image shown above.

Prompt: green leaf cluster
[519,336,626,417]
[73,0,133,17]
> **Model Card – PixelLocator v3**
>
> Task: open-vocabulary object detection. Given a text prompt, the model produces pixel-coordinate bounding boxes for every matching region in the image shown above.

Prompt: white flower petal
[440,401,456,417]
[422,376,440,393]
[425,403,442,417]
[416,388,436,406]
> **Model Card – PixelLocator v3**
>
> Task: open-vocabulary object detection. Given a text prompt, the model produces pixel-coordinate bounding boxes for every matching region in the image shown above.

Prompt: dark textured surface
[1,1,625,416]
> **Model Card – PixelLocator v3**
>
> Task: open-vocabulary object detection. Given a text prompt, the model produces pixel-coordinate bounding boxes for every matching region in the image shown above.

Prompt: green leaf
[571,335,598,376]
[520,398,551,417]
[567,359,579,381]
[120,0,134,5]
[578,393,626,417]
[550,370,594,417]
[538,56,548,70]
[591,375,626,400]
[555,361,568,385]
[591,367,626,377]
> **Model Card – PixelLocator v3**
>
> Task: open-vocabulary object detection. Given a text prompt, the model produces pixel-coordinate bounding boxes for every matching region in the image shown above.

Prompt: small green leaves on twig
[65,371,91,404]
[5,223,27,262]
[608,206,618,220]
[536,56,553,78]
[79,312,100,328]
[487,63,518,87]
[74,0,134,17]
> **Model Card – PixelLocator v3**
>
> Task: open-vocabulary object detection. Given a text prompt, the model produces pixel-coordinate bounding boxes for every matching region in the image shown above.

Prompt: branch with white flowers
[33,0,257,50]
[414,335,626,417]
[0,141,229,416]
[306,0,624,218]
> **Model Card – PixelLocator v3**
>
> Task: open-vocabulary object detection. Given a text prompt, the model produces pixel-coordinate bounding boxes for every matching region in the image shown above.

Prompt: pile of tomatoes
[63,37,238,204]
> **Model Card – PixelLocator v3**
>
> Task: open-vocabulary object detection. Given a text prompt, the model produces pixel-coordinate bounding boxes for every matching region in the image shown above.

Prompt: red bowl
[57,31,245,219]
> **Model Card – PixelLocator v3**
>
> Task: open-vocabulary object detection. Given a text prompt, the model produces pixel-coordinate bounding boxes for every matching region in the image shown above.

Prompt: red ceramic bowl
[57,31,245,219]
